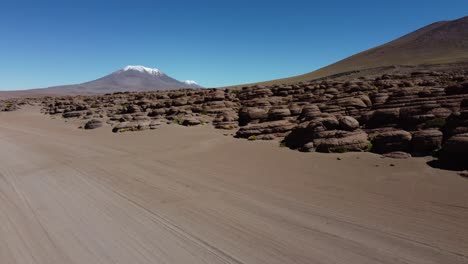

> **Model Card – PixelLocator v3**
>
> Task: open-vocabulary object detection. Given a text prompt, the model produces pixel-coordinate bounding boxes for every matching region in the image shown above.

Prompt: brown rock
[439,133,468,169]
[236,120,296,138]
[84,119,103,130]
[339,116,360,131]
[268,108,291,120]
[313,130,370,153]
[371,130,412,153]
[411,129,443,154]
[383,151,412,159]
[182,118,202,126]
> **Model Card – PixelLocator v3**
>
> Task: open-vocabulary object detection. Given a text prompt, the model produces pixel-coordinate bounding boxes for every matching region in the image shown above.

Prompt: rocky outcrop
[20,66,466,169]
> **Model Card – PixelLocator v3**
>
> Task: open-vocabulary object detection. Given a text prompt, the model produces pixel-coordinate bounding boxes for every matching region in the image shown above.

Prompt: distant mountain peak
[121,65,164,76]
[5,64,203,96]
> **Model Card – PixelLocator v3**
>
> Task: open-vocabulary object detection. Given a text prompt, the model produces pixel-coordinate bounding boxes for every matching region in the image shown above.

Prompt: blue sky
[0,0,467,90]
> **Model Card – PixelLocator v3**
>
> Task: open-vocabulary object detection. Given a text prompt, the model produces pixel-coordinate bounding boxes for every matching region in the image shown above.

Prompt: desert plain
[0,106,466,264]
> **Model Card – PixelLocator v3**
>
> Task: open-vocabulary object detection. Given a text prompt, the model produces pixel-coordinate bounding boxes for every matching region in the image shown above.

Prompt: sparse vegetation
[332,147,348,153]
[368,133,378,142]
[173,119,183,125]
[248,135,257,141]
[423,117,446,129]
[365,142,373,152]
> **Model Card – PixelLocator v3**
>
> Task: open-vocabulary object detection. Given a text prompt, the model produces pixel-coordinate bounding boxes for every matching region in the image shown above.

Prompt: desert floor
[0,106,467,264]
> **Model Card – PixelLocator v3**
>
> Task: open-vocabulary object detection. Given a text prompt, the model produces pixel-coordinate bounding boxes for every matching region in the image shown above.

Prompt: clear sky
[0,0,467,90]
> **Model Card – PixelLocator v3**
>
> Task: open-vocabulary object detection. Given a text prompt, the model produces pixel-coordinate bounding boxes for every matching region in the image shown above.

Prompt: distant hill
[1,65,202,98]
[232,16,468,87]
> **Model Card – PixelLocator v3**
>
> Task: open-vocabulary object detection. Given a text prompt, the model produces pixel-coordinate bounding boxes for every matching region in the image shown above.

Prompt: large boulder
[366,108,400,128]
[112,121,150,133]
[339,116,360,131]
[182,118,202,126]
[84,119,103,130]
[150,120,162,129]
[383,151,412,159]
[63,111,83,118]
[439,133,468,169]
[319,115,340,130]
[236,120,296,139]
[443,110,468,139]
[268,108,291,120]
[239,107,268,125]
[213,111,238,130]
[371,130,412,153]
[300,105,321,120]
[313,130,370,153]
[411,129,443,154]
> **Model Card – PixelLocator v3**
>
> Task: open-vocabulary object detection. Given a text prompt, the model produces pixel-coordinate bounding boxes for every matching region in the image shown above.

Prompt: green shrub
[423,118,446,129]
[332,146,348,153]
[173,119,183,125]
[364,142,373,152]
[424,117,447,128]
[368,133,378,141]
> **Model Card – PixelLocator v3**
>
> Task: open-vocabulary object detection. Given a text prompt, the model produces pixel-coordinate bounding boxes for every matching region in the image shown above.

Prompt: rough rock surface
[439,133,468,169]
[383,151,412,159]
[84,119,103,129]
[411,129,443,154]
[371,130,412,154]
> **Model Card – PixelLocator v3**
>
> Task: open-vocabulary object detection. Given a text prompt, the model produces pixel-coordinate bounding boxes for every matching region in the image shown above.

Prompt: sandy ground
[0,106,467,264]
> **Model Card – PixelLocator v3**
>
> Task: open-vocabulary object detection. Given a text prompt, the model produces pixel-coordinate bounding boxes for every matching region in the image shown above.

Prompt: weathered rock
[239,107,268,125]
[149,120,162,129]
[383,151,412,159]
[339,116,359,131]
[63,111,82,118]
[288,104,302,116]
[182,118,202,126]
[300,105,321,120]
[268,108,291,120]
[300,142,315,152]
[371,130,412,153]
[411,129,443,154]
[84,119,103,129]
[439,133,468,169]
[236,120,296,138]
[313,130,370,153]
[319,116,340,130]
[367,108,400,128]
[112,121,150,133]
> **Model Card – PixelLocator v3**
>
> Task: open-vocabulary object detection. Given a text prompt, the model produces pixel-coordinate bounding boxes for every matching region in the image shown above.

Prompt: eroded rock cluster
[6,68,468,169]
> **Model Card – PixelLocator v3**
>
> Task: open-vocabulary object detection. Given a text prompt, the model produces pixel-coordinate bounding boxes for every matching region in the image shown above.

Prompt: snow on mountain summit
[183,80,199,85]
[122,65,163,76]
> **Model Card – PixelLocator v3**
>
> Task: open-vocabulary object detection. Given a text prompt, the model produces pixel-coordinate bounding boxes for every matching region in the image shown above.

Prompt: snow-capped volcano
[121,65,164,76]
[35,65,203,95]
